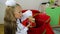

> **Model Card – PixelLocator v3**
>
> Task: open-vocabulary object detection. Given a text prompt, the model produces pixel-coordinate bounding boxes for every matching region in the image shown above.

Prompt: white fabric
[21,10,32,21]
[5,0,16,6]
[16,19,28,34]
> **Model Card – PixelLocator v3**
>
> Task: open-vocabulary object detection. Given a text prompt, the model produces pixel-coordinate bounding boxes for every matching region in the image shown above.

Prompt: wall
[0,0,6,24]
[16,0,49,10]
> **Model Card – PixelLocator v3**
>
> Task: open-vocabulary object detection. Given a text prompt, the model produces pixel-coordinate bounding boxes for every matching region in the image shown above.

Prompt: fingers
[28,16,35,22]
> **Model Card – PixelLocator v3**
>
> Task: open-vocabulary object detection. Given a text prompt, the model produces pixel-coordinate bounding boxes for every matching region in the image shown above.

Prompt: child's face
[14,6,23,19]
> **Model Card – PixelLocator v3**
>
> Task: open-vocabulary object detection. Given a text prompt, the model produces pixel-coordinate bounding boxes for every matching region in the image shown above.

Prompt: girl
[4,0,35,34]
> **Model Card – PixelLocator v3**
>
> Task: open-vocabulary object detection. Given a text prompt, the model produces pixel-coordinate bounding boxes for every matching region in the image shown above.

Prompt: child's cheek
[14,13,19,18]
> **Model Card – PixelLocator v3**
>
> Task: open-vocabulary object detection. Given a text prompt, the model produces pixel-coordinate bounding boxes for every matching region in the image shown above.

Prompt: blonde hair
[4,4,21,34]
[4,4,21,22]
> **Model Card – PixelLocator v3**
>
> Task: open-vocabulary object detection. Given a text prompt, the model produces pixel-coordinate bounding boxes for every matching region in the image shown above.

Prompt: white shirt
[16,19,28,34]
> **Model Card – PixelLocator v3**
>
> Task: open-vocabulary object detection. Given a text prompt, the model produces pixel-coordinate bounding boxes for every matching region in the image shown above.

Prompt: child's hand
[28,16,35,22]
[26,22,31,28]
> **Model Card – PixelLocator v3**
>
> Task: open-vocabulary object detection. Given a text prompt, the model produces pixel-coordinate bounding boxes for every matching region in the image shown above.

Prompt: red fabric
[22,10,54,34]
[22,18,36,27]
[22,19,28,26]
